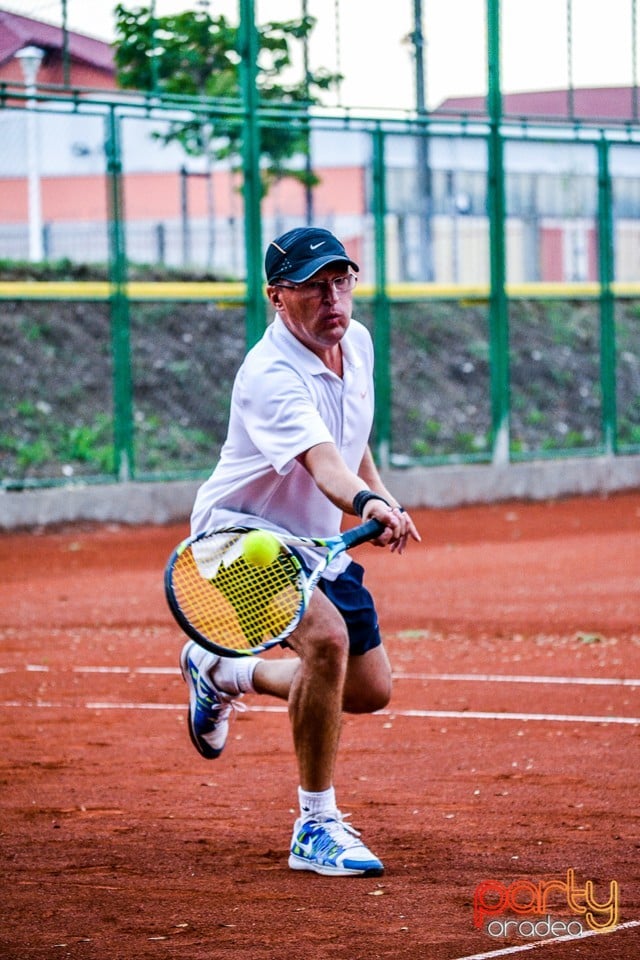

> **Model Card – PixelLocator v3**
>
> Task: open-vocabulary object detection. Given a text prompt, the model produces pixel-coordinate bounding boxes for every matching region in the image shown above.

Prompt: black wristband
[352,490,390,517]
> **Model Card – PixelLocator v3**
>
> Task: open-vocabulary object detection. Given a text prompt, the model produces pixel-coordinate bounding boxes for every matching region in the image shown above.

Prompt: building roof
[436,86,640,123]
[0,7,114,73]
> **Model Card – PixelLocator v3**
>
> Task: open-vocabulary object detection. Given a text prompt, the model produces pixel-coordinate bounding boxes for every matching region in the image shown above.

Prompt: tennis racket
[164,518,384,657]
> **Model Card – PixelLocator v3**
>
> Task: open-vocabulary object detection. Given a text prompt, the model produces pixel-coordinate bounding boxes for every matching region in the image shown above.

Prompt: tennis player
[180,226,420,876]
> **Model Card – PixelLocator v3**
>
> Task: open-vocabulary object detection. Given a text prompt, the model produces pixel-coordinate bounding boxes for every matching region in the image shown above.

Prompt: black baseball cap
[265,227,359,283]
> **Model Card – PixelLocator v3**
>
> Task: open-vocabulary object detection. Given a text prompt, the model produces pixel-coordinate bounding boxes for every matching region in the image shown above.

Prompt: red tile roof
[436,87,639,122]
[0,7,114,72]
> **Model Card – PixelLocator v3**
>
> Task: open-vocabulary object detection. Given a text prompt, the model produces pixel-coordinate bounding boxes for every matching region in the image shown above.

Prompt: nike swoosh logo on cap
[309,241,326,250]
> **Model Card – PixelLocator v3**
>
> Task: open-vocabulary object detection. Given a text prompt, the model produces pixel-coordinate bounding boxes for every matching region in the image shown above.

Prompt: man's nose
[322,281,340,302]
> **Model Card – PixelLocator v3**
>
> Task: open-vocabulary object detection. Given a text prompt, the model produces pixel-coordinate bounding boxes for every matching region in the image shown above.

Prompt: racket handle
[342,518,386,549]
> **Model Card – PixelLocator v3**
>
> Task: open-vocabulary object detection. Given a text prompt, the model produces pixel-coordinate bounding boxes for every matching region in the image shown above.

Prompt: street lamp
[411,0,433,281]
[16,45,45,262]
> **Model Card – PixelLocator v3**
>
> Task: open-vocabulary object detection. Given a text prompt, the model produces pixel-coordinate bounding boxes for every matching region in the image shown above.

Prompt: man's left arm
[298,442,420,552]
[356,446,399,508]
[355,446,421,552]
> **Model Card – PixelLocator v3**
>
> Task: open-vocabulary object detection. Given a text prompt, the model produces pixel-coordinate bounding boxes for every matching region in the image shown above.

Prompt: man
[181,226,420,877]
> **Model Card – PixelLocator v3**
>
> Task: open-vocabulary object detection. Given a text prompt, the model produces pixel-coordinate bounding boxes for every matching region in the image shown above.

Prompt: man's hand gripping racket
[164,519,384,657]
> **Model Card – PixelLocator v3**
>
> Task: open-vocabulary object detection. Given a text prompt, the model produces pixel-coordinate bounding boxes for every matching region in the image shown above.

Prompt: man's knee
[301,620,350,678]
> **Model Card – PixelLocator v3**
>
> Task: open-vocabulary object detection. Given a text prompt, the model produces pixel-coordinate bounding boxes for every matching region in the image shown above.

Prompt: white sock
[210,656,259,696]
[298,785,337,819]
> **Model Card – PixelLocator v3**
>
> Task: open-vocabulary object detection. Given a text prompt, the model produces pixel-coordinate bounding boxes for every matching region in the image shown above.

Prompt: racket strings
[171,538,303,651]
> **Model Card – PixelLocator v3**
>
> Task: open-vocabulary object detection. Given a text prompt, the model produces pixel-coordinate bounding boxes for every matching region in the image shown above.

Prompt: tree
[113,3,340,194]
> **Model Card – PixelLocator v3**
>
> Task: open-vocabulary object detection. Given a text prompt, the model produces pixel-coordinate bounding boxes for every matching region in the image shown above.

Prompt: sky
[3,0,638,111]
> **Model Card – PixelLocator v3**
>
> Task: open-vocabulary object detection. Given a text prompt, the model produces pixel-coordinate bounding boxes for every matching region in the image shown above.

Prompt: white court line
[0,701,638,724]
[394,672,640,688]
[8,665,640,687]
[388,709,640,725]
[2,666,638,724]
[453,918,640,959]
[73,666,178,675]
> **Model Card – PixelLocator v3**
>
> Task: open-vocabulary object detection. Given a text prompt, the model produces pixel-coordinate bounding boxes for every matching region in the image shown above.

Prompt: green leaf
[113,4,341,195]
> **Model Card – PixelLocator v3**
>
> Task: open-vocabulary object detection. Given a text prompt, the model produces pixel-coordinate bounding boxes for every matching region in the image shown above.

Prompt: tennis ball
[242,530,280,567]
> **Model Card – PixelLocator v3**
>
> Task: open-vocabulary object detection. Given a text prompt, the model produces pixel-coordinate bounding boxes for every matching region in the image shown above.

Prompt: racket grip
[342,518,386,549]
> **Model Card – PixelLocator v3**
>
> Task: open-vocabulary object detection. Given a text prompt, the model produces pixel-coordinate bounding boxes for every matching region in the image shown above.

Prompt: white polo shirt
[191,314,375,577]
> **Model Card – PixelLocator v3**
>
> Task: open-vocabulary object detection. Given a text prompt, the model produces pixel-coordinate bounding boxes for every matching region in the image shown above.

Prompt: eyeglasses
[273,274,357,298]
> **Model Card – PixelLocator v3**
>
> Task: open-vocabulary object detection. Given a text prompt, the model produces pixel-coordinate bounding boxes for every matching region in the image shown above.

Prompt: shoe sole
[288,853,384,877]
[179,645,224,760]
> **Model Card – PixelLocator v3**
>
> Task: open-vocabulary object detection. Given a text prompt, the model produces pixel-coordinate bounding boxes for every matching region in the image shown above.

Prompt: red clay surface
[1,492,639,960]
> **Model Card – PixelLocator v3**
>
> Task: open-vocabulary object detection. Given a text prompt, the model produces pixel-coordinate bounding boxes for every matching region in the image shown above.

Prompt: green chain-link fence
[1,6,639,490]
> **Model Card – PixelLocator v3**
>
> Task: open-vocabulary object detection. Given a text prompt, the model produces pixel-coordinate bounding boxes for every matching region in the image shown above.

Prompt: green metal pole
[301,0,314,224]
[238,0,265,347]
[371,125,391,468]
[633,0,639,121]
[149,0,160,94]
[486,0,510,464]
[105,107,134,481]
[597,137,617,455]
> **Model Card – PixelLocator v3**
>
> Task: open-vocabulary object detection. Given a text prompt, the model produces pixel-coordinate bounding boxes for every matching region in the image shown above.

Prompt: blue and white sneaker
[288,811,384,877]
[179,642,242,759]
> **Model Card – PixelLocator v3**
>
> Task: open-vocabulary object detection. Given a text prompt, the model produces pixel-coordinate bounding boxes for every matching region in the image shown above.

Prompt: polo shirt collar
[271,313,362,375]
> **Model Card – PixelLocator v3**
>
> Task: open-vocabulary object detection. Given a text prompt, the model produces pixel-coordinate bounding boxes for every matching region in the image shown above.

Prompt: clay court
[1,492,639,960]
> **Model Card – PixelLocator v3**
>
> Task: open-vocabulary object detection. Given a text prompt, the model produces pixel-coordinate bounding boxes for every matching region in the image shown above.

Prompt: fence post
[487,0,510,465]
[238,0,265,348]
[105,106,134,481]
[371,125,391,468]
[597,136,617,455]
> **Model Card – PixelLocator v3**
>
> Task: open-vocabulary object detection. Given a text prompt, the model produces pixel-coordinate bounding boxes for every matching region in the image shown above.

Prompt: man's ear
[267,285,282,308]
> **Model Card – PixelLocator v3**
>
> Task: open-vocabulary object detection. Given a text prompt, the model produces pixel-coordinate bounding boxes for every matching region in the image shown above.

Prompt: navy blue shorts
[317,560,382,657]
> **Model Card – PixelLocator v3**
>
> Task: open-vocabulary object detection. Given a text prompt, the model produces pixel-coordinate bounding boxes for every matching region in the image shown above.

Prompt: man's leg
[181,588,386,876]
[343,644,392,714]
[269,589,349,792]
[207,587,351,789]
[265,592,383,876]
[184,591,391,768]
[246,601,393,775]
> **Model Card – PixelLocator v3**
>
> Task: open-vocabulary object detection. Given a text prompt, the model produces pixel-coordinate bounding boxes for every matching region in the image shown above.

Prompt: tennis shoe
[179,641,243,759]
[288,811,384,877]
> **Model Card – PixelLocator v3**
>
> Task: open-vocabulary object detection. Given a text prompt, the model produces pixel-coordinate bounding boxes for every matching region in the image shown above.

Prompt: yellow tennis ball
[242,530,280,567]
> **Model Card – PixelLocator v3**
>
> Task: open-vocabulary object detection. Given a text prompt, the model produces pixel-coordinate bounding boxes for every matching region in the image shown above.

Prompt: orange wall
[124,166,366,220]
[540,228,563,282]
[0,176,107,222]
[0,167,367,224]
[263,167,366,218]
[541,225,599,282]
[0,59,114,91]
[0,179,28,220]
